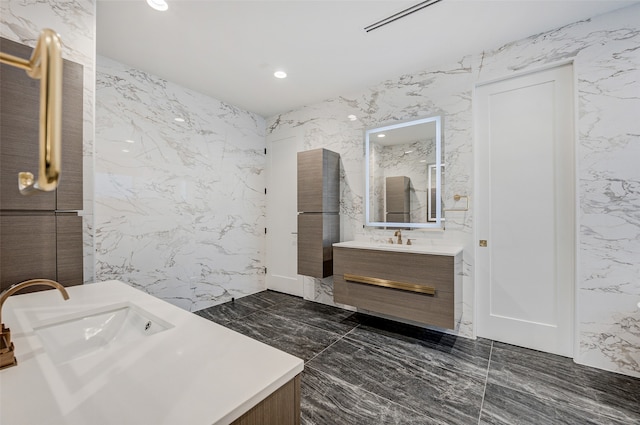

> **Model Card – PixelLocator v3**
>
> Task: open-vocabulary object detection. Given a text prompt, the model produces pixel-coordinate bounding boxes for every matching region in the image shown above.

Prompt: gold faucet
[0,279,69,370]
[394,230,402,245]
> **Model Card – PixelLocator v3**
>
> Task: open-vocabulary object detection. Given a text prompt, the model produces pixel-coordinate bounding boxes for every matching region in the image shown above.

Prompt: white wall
[1,0,96,283]
[94,56,267,312]
[266,5,640,378]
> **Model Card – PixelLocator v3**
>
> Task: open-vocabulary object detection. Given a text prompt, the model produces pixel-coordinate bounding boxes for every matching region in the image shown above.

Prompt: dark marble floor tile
[346,313,492,379]
[480,382,604,425]
[233,293,278,311]
[223,310,342,361]
[193,290,301,324]
[574,363,640,423]
[487,342,640,424]
[307,338,484,425]
[244,289,301,307]
[193,301,259,325]
[301,366,439,425]
[267,298,360,335]
[488,342,594,397]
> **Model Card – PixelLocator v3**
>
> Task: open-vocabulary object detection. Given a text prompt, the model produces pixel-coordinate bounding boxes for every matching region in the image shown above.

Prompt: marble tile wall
[1,0,96,282]
[95,56,266,312]
[266,4,640,377]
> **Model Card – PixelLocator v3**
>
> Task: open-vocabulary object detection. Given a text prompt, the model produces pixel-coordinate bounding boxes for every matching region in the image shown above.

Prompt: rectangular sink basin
[33,302,173,365]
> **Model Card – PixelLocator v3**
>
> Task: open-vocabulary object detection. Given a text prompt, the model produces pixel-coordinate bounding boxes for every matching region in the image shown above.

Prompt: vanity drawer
[333,247,456,329]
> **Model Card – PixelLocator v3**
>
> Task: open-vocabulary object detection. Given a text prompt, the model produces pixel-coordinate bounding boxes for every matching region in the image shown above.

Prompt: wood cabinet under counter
[333,242,462,329]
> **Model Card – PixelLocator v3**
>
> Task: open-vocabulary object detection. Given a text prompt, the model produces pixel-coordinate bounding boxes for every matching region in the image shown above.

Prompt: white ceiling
[97,0,638,118]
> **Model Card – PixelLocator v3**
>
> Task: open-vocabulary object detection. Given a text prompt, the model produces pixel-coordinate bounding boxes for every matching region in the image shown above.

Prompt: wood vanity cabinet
[0,37,84,291]
[297,148,340,278]
[231,374,301,425]
[333,247,462,329]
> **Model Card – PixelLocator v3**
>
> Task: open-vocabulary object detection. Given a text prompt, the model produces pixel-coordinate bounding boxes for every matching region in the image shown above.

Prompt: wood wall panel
[56,214,83,287]
[56,59,84,210]
[0,37,84,211]
[0,37,54,210]
[0,214,57,291]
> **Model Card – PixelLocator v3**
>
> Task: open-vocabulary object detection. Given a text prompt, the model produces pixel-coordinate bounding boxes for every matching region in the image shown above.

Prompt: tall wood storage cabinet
[297,148,340,278]
[385,176,410,223]
[0,37,84,292]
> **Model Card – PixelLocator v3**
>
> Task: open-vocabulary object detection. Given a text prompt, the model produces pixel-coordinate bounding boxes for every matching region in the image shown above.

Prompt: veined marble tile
[95,56,266,311]
[266,297,359,335]
[480,382,606,425]
[487,342,640,424]
[578,291,640,378]
[224,310,342,362]
[194,300,261,325]
[307,338,485,425]
[301,366,436,425]
[346,314,492,380]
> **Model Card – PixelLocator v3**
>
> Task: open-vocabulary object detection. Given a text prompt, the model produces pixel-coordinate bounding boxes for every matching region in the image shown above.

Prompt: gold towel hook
[0,29,63,194]
[444,194,469,212]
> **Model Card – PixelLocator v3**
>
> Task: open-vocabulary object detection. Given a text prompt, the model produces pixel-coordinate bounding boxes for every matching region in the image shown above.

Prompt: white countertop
[333,241,463,256]
[0,280,304,425]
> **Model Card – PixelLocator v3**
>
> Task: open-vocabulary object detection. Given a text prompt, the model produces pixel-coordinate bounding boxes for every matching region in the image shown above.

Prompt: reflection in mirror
[365,116,443,229]
[427,164,444,222]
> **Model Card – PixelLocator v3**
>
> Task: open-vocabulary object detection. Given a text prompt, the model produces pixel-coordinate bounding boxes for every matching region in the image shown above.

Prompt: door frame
[472,59,580,358]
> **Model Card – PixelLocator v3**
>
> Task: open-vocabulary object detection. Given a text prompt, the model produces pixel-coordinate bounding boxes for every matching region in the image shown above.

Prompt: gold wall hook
[0,29,63,194]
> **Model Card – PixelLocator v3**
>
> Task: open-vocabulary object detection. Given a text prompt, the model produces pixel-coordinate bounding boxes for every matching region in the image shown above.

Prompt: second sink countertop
[333,240,463,256]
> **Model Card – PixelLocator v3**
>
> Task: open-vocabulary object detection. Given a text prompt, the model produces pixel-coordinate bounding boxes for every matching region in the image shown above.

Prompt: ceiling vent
[364,0,443,33]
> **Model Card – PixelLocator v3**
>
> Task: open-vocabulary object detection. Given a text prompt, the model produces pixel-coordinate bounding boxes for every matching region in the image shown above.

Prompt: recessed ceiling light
[174,117,185,122]
[420,159,427,163]
[274,71,287,79]
[122,149,130,153]
[347,115,357,121]
[147,0,168,11]
[125,139,135,143]
[377,134,385,138]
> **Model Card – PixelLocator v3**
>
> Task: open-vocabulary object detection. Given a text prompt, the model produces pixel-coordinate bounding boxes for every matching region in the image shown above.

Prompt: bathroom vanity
[0,281,303,425]
[333,241,462,329]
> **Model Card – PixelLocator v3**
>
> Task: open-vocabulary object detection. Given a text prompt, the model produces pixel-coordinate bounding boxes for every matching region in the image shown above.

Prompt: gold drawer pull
[344,273,436,295]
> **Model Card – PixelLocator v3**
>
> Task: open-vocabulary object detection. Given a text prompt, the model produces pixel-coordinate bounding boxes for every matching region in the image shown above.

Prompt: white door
[265,135,303,296]
[475,64,575,356]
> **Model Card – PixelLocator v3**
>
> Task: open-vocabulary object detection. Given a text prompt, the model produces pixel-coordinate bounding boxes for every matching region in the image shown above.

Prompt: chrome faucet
[0,279,69,370]
[394,230,402,245]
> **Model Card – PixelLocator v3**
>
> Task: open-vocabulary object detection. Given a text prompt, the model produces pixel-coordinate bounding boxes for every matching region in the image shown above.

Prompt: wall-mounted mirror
[365,116,443,229]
